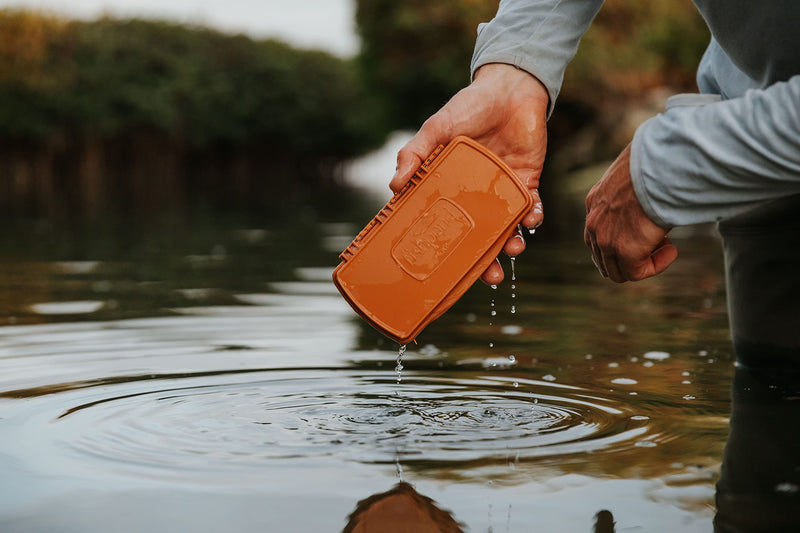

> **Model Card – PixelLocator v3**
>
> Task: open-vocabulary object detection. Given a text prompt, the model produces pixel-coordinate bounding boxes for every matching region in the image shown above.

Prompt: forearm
[631,76,800,227]
[471,0,604,118]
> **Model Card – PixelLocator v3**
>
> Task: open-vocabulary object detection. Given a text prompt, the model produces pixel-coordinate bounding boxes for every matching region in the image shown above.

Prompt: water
[0,211,750,532]
[510,256,517,314]
[395,344,406,384]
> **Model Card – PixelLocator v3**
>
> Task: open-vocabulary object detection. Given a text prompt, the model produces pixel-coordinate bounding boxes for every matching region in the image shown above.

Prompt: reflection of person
[342,482,464,533]
[342,482,618,532]
[391,1,800,352]
[715,361,800,532]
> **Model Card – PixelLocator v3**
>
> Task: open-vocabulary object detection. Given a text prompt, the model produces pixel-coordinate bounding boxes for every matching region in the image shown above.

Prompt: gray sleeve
[470,0,604,118]
[630,75,800,227]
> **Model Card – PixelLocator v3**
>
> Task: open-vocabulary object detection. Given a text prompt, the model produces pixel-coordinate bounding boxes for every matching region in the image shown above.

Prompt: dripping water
[510,257,517,315]
[489,284,497,348]
[395,344,406,384]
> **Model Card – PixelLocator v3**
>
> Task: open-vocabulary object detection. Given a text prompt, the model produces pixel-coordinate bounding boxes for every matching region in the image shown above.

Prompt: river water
[0,165,747,531]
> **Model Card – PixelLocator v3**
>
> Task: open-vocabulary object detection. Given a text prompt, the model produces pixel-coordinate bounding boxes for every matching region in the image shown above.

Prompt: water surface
[0,207,737,532]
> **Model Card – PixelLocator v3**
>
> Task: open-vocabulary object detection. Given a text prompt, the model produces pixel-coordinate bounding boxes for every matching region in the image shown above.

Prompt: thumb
[390,118,451,192]
[650,239,679,276]
[629,239,678,281]
[391,147,423,192]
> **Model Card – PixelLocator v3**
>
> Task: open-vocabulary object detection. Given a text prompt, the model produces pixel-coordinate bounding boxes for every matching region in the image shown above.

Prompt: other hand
[584,144,678,282]
[391,63,549,285]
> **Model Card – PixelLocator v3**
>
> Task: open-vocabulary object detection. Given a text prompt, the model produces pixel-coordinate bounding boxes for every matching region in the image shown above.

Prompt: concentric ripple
[4,369,657,477]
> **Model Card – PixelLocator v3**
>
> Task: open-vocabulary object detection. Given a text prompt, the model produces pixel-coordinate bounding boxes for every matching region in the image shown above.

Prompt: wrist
[473,63,550,112]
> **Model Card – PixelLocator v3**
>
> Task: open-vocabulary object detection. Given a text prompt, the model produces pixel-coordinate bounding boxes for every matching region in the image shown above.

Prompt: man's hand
[584,144,678,282]
[391,63,549,285]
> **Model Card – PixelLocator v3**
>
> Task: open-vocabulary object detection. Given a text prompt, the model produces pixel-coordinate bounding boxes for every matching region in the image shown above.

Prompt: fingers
[481,258,504,285]
[503,227,526,256]
[586,235,678,283]
[585,225,608,279]
[502,187,543,264]
[521,189,543,229]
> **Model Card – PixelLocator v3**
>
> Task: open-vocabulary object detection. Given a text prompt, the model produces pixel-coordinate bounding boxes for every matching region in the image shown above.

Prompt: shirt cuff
[630,116,672,229]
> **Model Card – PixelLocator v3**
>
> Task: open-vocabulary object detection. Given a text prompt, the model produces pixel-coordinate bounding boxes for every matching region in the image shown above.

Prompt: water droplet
[528,228,536,235]
[608,362,619,368]
[616,324,627,333]
[482,356,517,369]
[491,310,497,316]
[698,349,708,356]
[491,284,497,290]
[682,394,696,401]
[513,382,519,388]
[489,342,494,348]
[611,378,638,385]
[541,374,556,382]
[631,415,650,421]
[395,344,407,384]
[644,351,670,361]
[509,259,518,315]
[635,440,658,448]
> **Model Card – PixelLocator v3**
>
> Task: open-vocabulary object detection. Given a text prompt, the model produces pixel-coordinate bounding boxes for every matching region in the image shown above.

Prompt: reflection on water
[344,482,464,533]
[714,358,800,533]
[0,211,753,532]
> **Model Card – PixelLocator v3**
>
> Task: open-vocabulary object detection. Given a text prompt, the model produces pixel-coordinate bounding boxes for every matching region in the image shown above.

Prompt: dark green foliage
[355,0,499,130]
[0,10,391,219]
[0,11,387,157]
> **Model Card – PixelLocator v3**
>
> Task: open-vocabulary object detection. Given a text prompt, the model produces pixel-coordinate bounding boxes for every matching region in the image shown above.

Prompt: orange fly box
[333,136,533,344]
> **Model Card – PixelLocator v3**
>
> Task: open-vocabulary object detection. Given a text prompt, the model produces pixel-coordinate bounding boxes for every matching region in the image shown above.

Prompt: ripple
[4,370,657,478]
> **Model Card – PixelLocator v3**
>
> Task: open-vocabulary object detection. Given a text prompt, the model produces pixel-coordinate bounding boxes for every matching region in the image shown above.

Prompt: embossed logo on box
[392,198,473,280]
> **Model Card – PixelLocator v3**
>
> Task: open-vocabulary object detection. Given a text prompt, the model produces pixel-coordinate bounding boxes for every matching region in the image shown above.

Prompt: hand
[391,63,549,284]
[584,144,678,282]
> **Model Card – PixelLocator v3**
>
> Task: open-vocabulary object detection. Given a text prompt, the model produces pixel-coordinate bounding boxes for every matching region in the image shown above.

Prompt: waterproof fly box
[332,136,533,344]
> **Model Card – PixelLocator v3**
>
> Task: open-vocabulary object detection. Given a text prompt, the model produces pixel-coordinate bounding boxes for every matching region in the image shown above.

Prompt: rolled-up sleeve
[631,76,800,227]
[471,0,604,118]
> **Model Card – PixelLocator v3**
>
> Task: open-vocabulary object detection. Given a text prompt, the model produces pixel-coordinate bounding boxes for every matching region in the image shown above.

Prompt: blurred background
[0,0,714,329]
[0,0,709,221]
